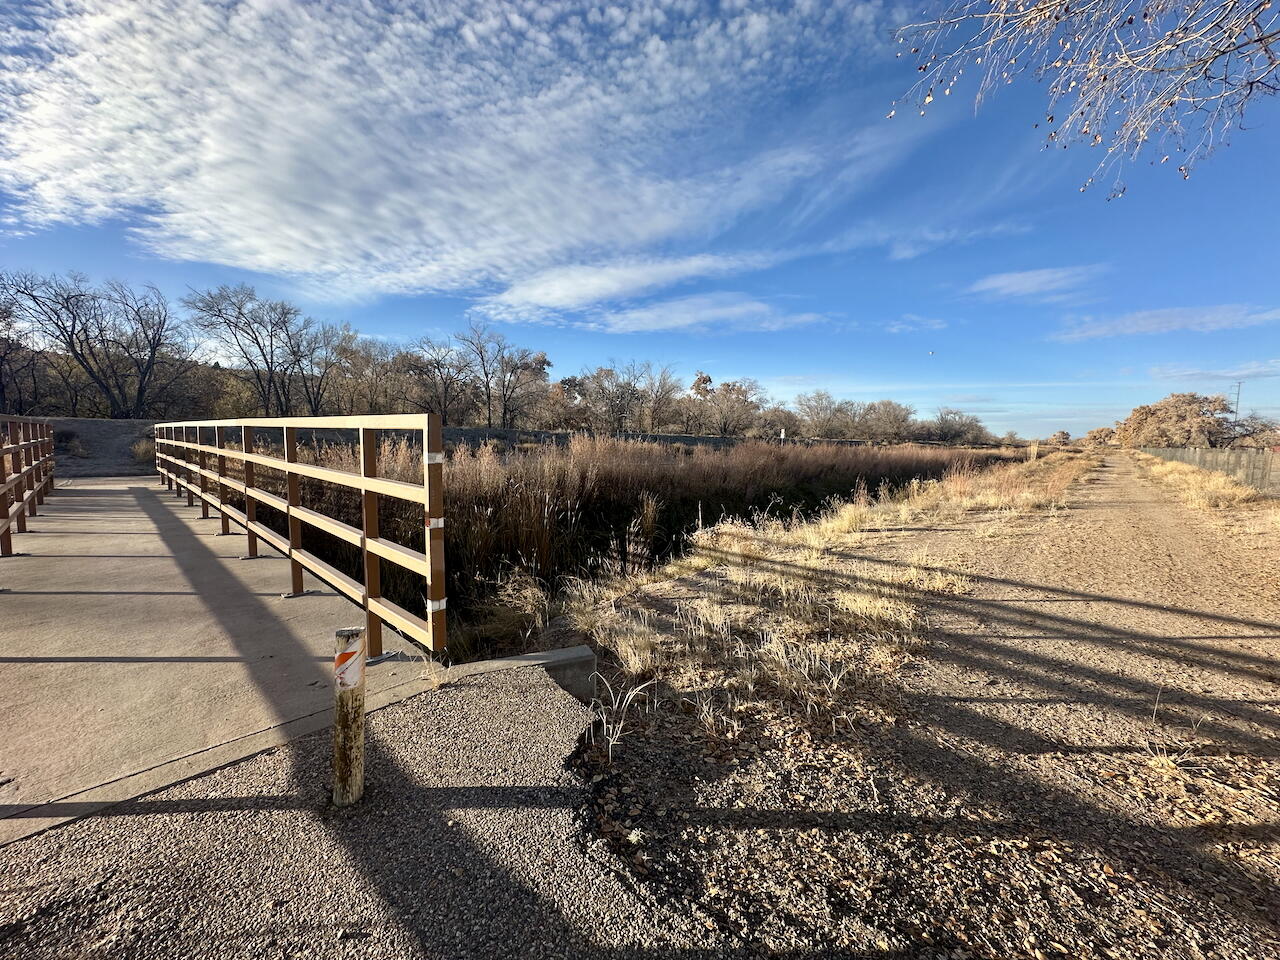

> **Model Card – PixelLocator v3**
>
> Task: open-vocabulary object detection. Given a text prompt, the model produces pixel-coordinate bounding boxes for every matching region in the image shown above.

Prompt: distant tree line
[0,271,1003,444]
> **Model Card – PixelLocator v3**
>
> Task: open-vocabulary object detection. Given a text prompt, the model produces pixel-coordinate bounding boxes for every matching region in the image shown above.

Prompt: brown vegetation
[203,434,1009,658]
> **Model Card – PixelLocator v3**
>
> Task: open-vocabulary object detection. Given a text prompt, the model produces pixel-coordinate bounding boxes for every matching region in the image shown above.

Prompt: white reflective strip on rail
[425,452,444,464]
[427,598,447,613]
[427,517,445,529]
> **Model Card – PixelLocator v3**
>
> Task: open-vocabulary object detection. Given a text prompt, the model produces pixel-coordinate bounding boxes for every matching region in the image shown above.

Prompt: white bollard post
[332,627,366,807]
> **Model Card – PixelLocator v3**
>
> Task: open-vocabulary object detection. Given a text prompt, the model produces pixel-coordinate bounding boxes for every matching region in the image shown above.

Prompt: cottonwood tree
[1,272,195,419]
[1114,392,1234,446]
[456,322,549,429]
[1115,392,1278,447]
[291,321,354,416]
[406,338,476,425]
[1083,426,1117,445]
[184,284,308,416]
[899,0,1280,182]
[1045,429,1073,445]
[862,399,918,442]
[577,363,644,432]
[794,390,866,438]
[637,362,683,433]
[692,373,768,437]
[926,407,997,444]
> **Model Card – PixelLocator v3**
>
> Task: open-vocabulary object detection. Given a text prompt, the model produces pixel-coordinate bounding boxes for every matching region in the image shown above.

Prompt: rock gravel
[0,668,730,959]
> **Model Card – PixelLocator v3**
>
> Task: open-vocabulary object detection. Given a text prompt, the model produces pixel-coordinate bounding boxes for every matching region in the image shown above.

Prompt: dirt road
[861,453,1280,957]
[573,453,1280,959]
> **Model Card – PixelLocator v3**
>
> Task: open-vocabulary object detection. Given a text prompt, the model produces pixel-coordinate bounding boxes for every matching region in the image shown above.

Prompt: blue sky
[1,0,1276,436]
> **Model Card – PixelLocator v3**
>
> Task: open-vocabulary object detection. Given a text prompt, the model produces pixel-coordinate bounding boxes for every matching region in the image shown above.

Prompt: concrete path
[0,477,423,842]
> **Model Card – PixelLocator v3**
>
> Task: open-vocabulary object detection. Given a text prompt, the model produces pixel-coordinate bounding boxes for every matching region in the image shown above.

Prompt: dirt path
[575,454,1280,959]
[868,453,1280,956]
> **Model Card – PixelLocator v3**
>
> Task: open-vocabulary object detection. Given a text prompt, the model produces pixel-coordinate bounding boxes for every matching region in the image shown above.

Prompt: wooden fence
[153,415,445,657]
[1,417,55,556]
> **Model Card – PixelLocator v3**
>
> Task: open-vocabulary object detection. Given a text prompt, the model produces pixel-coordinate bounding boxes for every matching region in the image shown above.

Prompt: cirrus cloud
[1052,305,1280,342]
[0,0,896,301]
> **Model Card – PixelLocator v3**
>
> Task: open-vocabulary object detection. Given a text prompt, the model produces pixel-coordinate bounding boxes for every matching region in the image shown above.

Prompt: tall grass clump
[1134,452,1261,509]
[196,434,1005,658]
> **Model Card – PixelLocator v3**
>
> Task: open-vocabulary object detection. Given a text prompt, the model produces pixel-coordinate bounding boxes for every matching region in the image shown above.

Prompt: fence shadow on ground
[9,485,1277,956]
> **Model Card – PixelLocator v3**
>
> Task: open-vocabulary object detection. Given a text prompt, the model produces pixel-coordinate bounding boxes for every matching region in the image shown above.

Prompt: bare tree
[578,363,644,432]
[184,284,308,416]
[637,362,683,433]
[795,390,867,438]
[290,321,353,416]
[1,272,195,419]
[899,0,1280,182]
[455,322,550,428]
[861,399,917,442]
[406,337,476,424]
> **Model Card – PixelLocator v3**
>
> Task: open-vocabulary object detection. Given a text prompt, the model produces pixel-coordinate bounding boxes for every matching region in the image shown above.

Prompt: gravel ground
[574,454,1280,959]
[0,668,730,960]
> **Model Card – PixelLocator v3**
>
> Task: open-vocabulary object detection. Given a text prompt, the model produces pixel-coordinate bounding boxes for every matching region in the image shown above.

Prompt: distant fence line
[2,417,55,556]
[153,415,445,656]
[1141,446,1280,493]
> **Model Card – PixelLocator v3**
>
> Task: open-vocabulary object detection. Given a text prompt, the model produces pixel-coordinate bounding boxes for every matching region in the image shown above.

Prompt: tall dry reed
[199,435,1007,657]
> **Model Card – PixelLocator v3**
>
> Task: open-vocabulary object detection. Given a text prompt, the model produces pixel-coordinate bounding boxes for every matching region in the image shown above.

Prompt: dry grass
[1133,451,1261,509]
[569,454,1089,740]
[131,437,155,465]
[192,434,1006,659]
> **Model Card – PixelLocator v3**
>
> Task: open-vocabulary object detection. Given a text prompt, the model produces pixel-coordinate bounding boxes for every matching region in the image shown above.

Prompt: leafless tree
[455,322,550,428]
[184,284,308,416]
[290,321,353,416]
[578,363,644,432]
[861,399,917,442]
[899,0,1280,182]
[406,338,476,424]
[0,272,195,419]
[637,362,683,433]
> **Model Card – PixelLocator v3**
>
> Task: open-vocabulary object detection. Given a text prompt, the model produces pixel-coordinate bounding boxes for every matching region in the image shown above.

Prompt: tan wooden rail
[153,415,445,657]
[2,417,56,556]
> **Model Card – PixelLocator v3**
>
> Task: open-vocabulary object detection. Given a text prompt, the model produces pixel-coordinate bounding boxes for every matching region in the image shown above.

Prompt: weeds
[590,673,659,764]
[1134,452,1260,509]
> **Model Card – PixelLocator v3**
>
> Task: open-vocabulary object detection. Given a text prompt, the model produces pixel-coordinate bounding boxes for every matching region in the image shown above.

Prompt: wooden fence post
[184,426,195,507]
[332,626,366,807]
[0,424,12,556]
[283,426,305,596]
[196,426,209,519]
[424,415,446,651]
[214,426,230,535]
[11,421,28,533]
[359,427,383,658]
[242,425,258,558]
[23,423,37,516]
[33,424,46,502]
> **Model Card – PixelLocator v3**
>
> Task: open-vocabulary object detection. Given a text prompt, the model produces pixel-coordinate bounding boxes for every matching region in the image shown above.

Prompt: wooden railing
[2,417,55,556]
[153,415,445,657]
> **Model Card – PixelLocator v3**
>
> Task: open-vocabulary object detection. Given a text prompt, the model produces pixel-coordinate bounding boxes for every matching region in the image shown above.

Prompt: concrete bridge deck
[0,477,423,843]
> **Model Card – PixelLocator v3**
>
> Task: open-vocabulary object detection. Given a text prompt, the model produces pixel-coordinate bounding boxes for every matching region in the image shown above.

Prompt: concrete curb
[0,644,597,847]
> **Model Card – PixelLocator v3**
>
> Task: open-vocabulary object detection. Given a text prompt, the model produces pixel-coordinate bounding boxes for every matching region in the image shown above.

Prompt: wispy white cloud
[823,220,1029,261]
[480,253,774,320]
[590,292,824,334]
[884,313,947,334]
[1053,305,1280,342]
[1149,358,1280,380]
[0,1,898,300]
[968,265,1104,302]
